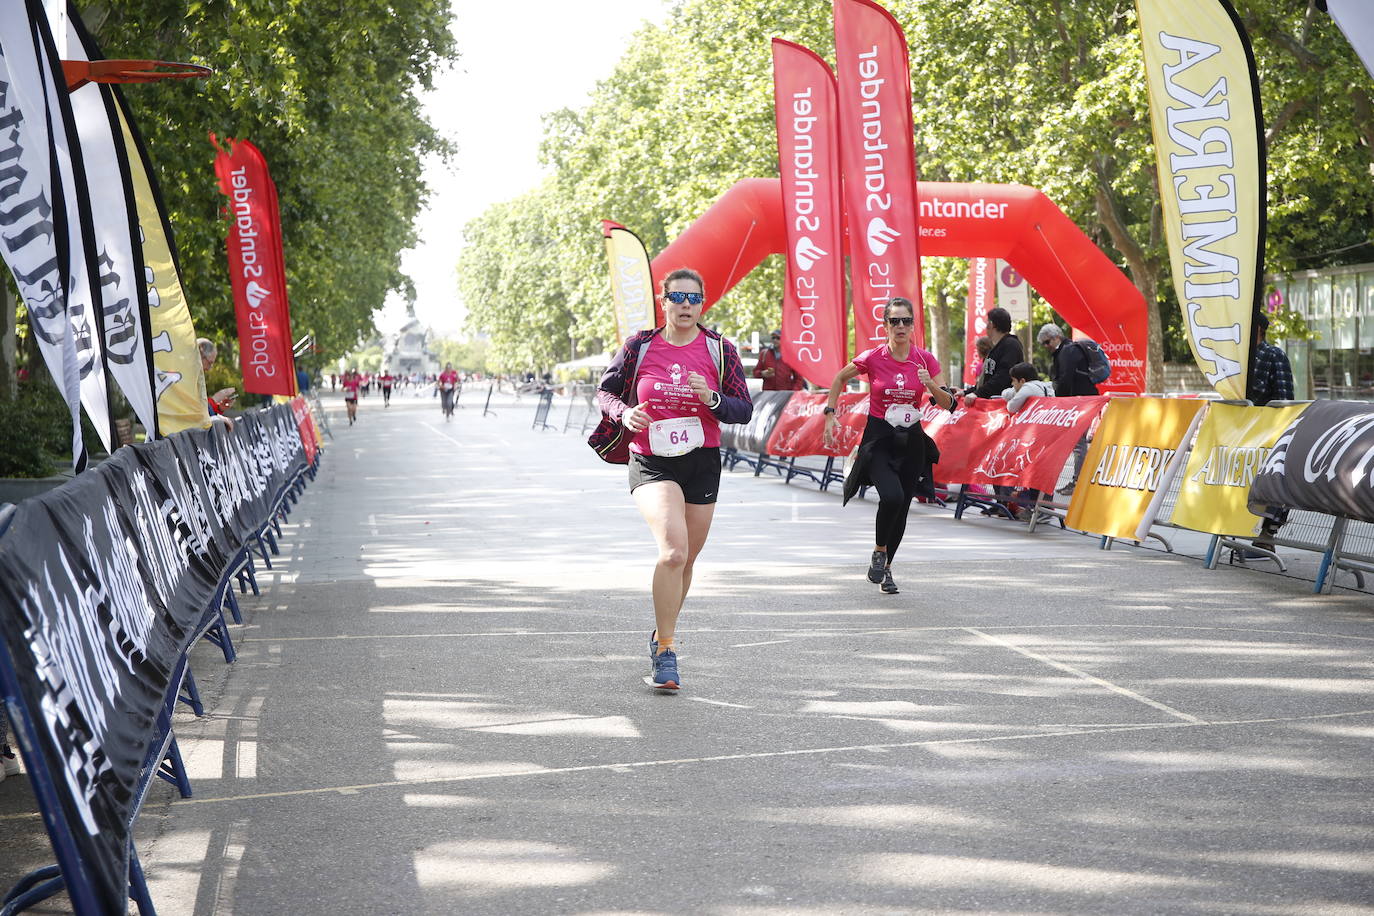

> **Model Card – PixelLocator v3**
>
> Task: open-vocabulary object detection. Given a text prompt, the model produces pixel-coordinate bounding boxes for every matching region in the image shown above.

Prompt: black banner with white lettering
[0,405,307,909]
[1250,399,1374,524]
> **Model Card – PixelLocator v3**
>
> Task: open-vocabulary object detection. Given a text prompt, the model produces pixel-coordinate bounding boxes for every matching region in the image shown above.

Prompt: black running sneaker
[867,549,886,584]
[880,569,899,594]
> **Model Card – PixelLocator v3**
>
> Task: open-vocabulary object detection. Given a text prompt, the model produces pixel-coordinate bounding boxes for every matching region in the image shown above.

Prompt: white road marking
[686,697,755,709]
[153,708,1374,808]
[729,639,792,649]
[965,627,1207,724]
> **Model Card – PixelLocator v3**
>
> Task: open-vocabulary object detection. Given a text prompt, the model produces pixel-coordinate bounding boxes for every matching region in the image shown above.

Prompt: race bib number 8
[649,416,705,457]
[885,403,920,428]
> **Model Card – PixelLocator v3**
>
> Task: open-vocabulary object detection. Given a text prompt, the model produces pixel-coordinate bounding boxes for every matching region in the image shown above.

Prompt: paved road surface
[3,388,1373,914]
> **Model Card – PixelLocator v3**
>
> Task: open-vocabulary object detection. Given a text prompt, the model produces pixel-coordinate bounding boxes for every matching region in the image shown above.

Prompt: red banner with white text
[963,257,995,386]
[930,401,1012,483]
[768,391,870,457]
[834,0,925,353]
[967,395,1110,493]
[212,136,297,396]
[772,39,848,389]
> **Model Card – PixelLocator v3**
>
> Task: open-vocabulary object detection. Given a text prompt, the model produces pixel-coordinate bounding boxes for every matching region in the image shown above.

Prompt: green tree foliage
[77,0,457,360]
[456,0,1369,386]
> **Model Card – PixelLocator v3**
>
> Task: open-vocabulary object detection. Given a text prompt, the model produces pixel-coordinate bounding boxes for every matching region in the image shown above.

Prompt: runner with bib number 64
[595,267,753,691]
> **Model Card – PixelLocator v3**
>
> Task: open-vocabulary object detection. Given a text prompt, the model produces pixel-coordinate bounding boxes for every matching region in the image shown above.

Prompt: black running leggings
[868,438,919,563]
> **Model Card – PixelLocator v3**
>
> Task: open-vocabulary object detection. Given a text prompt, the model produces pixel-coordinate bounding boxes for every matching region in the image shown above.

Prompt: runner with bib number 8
[823,297,953,595]
[596,267,753,691]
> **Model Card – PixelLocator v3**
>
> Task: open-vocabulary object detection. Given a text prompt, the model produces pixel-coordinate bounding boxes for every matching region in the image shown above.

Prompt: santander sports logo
[866,217,900,256]
[794,236,828,271]
[245,280,272,308]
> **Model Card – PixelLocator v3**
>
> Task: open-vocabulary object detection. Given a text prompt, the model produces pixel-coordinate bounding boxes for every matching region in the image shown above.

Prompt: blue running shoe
[650,648,681,690]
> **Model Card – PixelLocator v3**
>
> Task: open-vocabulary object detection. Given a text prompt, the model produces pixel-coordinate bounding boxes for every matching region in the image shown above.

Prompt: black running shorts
[628,447,722,504]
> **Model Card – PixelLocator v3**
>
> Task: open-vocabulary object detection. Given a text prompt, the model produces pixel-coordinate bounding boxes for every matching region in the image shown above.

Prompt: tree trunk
[0,284,14,400]
[930,285,951,382]
[1093,164,1164,392]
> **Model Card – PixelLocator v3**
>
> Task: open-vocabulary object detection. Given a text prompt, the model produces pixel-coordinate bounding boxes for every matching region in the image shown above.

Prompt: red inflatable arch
[650,178,1146,393]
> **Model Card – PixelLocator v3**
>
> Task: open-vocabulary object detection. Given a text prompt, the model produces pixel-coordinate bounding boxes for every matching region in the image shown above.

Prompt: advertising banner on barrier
[291,395,319,465]
[963,258,995,386]
[1249,399,1374,524]
[0,405,307,909]
[930,400,1013,483]
[212,137,298,396]
[601,221,655,341]
[1170,402,1311,536]
[772,39,848,389]
[1066,397,1207,539]
[1136,0,1265,400]
[834,0,925,352]
[767,391,869,457]
[969,395,1110,493]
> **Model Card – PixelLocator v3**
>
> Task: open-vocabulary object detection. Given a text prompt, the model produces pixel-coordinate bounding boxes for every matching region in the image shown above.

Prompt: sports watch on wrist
[823,406,836,415]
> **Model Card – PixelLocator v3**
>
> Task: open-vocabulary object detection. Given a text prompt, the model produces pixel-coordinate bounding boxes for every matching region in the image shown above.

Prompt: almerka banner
[213,137,297,397]
[601,220,654,342]
[60,7,160,437]
[1136,0,1265,400]
[0,404,308,910]
[771,39,848,389]
[0,2,112,466]
[963,257,995,386]
[1170,401,1311,536]
[115,92,210,434]
[833,0,925,352]
[1249,399,1374,525]
[1066,396,1207,540]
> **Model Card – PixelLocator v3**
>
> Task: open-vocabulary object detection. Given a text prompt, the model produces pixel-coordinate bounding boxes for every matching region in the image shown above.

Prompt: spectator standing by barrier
[823,297,953,595]
[1002,362,1056,520]
[1038,324,1099,494]
[198,338,237,417]
[964,307,1024,404]
[342,368,360,425]
[754,329,805,391]
[1247,313,1296,558]
[595,267,753,691]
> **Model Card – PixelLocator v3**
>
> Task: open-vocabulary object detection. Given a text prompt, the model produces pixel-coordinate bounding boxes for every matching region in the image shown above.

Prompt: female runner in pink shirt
[823,297,953,594]
[595,268,753,690]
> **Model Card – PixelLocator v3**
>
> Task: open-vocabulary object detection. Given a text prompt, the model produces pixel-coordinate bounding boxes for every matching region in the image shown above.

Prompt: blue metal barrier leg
[205,607,238,663]
[128,842,157,915]
[264,527,279,556]
[178,667,204,717]
[224,589,243,625]
[157,735,193,799]
[2,865,62,907]
[1205,534,1221,569]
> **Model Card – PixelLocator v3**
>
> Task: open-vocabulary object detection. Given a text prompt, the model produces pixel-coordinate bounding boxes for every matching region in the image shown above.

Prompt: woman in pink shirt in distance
[823,297,953,595]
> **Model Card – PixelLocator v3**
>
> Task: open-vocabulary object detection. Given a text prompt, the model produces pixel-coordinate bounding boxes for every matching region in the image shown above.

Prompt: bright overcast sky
[376,0,669,339]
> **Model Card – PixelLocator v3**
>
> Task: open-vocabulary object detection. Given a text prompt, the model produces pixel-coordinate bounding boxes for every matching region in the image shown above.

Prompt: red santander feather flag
[771,39,848,389]
[834,0,926,352]
[212,135,297,396]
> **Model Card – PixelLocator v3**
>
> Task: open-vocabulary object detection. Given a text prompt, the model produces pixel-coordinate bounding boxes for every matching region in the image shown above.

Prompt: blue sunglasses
[663,291,704,305]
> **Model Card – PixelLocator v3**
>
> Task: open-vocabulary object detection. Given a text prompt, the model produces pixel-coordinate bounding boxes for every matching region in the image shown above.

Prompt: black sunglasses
[886,315,915,326]
[664,291,705,305]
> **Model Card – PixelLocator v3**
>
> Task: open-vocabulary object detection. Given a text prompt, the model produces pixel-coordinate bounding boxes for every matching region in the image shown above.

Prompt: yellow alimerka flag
[1066,397,1207,540]
[116,102,211,433]
[1169,402,1309,536]
[601,221,655,343]
[1136,0,1264,400]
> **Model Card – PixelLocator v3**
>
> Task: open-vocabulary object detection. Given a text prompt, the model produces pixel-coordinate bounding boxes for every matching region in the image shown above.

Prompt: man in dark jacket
[1038,323,1100,397]
[1037,323,1097,494]
[965,307,1024,403]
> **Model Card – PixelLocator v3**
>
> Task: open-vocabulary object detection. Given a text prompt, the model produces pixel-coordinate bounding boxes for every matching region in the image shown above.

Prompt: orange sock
[657,637,675,654]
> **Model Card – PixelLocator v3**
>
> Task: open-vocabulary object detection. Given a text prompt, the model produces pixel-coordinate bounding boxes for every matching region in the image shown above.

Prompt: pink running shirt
[852,345,941,420]
[630,332,721,455]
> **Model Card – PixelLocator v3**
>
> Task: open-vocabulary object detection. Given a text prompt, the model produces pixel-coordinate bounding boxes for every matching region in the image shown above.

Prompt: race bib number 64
[649,416,705,457]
